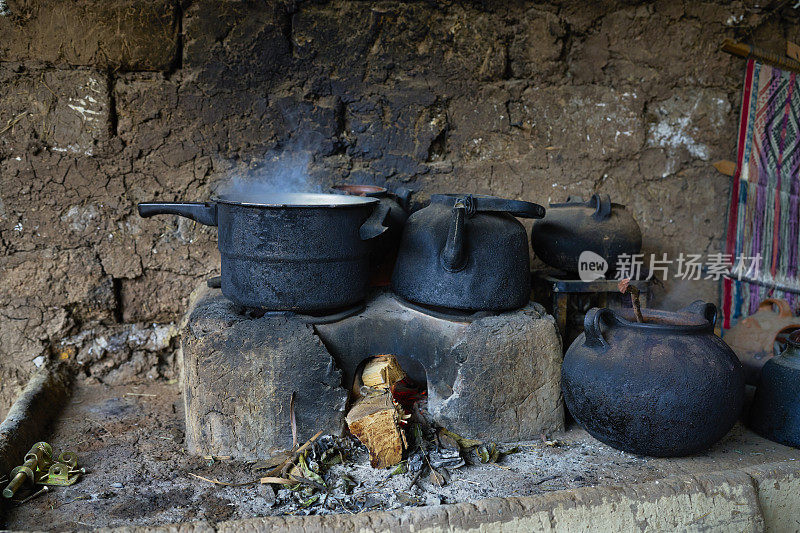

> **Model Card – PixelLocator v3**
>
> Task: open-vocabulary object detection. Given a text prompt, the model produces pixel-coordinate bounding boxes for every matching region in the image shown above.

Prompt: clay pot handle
[583,308,612,349]
[590,194,612,221]
[681,300,718,328]
[758,298,794,318]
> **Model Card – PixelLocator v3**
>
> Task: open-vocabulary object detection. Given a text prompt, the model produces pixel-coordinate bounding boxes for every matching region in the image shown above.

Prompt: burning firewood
[345,392,407,468]
[345,355,411,468]
[351,354,408,400]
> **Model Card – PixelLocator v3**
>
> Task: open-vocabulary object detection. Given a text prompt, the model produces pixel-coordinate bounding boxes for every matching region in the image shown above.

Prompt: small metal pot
[138,193,389,311]
[531,194,641,276]
[562,301,745,457]
[749,330,800,448]
[391,194,545,311]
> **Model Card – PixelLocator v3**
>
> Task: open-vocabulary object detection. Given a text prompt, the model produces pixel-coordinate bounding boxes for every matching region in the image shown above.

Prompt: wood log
[361,355,406,390]
[345,393,406,468]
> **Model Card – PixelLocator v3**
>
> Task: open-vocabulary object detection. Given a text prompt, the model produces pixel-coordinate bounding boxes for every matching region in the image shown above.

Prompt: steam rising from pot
[217,148,324,200]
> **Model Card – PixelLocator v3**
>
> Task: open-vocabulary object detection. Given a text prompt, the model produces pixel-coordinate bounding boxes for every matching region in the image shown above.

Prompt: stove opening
[345,355,427,468]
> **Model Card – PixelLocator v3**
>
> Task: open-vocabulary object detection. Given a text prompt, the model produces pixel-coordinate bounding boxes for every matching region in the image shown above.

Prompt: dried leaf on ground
[439,428,481,450]
[429,467,446,487]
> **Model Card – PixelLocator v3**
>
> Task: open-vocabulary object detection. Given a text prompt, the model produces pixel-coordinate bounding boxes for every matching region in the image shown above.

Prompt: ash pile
[253,355,520,515]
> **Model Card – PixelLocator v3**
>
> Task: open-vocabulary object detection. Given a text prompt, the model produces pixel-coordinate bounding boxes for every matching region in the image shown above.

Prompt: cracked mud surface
[2,1,799,414]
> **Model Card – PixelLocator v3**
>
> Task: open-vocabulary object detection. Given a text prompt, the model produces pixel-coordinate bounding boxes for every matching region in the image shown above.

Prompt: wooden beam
[787,41,800,62]
[722,38,800,74]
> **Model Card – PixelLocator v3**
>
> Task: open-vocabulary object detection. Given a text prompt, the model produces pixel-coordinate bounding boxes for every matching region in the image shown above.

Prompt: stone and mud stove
[2,1,800,531]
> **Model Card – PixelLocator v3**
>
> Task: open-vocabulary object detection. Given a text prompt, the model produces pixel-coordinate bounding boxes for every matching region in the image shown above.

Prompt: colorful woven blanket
[724,59,800,329]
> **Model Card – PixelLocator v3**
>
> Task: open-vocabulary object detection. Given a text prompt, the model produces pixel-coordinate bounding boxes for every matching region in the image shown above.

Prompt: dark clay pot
[562,301,745,457]
[332,184,410,287]
[531,194,641,275]
[392,194,544,311]
[749,330,800,448]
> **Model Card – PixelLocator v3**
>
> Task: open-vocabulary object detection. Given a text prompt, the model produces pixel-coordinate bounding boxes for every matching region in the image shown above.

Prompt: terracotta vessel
[724,298,800,385]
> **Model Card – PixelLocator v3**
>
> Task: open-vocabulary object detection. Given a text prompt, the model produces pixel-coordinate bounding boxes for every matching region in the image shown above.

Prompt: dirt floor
[2,380,799,530]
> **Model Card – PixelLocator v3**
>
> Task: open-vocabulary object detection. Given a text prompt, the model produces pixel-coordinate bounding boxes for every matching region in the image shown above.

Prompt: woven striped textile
[723,58,800,329]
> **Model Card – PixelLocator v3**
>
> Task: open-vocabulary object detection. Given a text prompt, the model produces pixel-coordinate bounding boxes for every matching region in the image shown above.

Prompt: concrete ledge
[746,461,800,532]
[95,459,800,533]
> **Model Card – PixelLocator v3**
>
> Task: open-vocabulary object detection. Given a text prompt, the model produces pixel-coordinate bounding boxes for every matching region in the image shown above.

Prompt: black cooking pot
[138,193,389,311]
[562,301,745,457]
[391,194,545,311]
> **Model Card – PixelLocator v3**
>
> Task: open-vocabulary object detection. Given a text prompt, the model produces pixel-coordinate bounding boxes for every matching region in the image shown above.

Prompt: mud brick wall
[0,0,798,414]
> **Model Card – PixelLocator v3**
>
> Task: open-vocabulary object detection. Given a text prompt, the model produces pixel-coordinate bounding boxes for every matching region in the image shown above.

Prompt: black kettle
[531,194,641,276]
[391,194,545,311]
[749,329,800,448]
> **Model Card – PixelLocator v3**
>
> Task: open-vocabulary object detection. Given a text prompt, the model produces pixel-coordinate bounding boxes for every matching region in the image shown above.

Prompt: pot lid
[215,192,378,208]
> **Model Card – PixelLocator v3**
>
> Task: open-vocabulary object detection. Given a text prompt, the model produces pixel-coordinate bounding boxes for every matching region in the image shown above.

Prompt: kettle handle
[681,300,718,328]
[583,308,612,349]
[758,298,794,318]
[590,194,612,221]
[429,194,545,219]
[470,196,545,219]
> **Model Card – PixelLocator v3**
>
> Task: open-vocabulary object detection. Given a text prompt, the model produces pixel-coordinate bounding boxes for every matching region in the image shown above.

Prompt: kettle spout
[441,200,468,272]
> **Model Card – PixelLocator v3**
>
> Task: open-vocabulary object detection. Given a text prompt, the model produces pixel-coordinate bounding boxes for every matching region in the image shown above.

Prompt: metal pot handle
[681,300,718,328]
[138,202,218,226]
[359,202,390,240]
[590,194,612,221]
[583,307,612,349]
[758,298,794,318]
